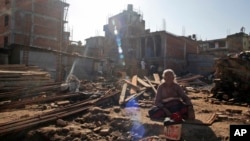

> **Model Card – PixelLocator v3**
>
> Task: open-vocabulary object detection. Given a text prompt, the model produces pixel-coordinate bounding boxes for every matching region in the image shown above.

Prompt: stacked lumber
[0,64,59,101]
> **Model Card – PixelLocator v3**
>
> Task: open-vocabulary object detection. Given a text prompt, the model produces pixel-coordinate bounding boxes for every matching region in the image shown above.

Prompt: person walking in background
[140,58,147,76]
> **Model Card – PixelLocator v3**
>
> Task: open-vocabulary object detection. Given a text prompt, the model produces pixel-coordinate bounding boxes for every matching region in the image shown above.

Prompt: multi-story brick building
[0,0,69,60]
[0,0,71,81]
[0,0,69,51]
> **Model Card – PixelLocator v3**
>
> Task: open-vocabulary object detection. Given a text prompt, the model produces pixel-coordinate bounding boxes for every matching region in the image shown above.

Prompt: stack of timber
[211,51,250,103]
[0,64,60,101]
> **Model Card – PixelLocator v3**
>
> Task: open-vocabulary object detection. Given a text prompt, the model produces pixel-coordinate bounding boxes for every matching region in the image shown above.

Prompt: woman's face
[163,72,174,84]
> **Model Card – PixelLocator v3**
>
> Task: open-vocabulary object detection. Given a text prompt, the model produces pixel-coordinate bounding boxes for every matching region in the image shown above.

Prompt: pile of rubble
[211,51,250,103]
[2,65,224,140]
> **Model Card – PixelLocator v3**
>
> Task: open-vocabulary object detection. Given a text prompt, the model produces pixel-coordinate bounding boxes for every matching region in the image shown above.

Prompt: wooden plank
[0,73,21,78]
[144,76,157,94]
[153,73,161,84]
[123,79,140,90]
[0,64,42,71]
[119,83,128,105]
[56,100,70,105]
[129,75,137,94]
[0,64,26,69]
[137,77,151,87]
[0,70,49,75]
[177,75,203,82]
[0,76,51,81]
[1,79,55,87]
[124,90,145,104]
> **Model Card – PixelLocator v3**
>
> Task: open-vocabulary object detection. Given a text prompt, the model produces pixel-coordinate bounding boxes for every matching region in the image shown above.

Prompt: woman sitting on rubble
[148,69,195,121]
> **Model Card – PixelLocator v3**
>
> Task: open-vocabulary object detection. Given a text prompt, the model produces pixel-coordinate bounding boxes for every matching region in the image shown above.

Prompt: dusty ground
[0,90,249,141]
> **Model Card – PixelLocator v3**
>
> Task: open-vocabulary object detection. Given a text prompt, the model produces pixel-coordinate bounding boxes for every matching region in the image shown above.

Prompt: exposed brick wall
[185,39,198,54]
[166,35,185,59]
[34,0,62,18]
[0,0,11,9]
[0,0,68,50]
[14,34,26,45]
[0,36,4,48]
[16,0,32,11]
[33,23,58,37]
[164,35,198,60]
[14,12,31,32]
[33,37,58,49]
[0,12,11,48]
[0,15,6,33]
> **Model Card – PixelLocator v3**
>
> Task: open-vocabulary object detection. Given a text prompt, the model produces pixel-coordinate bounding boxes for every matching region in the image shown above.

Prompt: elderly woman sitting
[149,69,195,121]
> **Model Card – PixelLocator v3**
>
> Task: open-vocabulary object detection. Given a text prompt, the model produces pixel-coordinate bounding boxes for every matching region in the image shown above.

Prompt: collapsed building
[211,51,250,103]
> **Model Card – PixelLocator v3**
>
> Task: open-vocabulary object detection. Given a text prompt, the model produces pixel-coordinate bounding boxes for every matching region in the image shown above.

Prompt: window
[4,15,9,26]
[4,36,8,47]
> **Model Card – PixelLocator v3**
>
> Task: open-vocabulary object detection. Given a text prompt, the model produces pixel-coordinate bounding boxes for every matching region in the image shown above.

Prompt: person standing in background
[141,58,146,70]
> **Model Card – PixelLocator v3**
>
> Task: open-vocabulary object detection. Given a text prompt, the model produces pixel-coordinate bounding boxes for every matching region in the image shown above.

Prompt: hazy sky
[66,0,250,43]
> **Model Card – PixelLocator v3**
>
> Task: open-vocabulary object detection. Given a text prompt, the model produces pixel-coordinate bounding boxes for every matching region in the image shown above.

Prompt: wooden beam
[177,75,203,83]
[130,75,137,94]
[153,73,161,84]
[144,76,157,94]
[137,77,151,87]
[124,90,145,104]
[119,83,128,105]
[123,79,140,90]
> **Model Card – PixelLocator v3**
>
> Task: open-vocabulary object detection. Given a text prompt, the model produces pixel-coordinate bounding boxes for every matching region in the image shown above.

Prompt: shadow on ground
[182,120,222,141]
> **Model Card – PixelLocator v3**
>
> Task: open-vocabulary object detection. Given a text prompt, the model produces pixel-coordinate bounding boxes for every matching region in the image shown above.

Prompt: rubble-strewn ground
[1,89,249,141]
